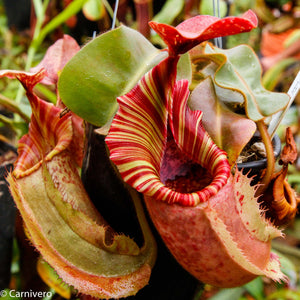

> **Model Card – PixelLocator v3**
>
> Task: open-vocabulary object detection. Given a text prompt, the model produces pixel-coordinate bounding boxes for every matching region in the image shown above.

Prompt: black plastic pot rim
[236,134,281,171]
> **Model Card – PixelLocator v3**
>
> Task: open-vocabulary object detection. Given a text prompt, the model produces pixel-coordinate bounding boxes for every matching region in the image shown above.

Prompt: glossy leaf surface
[58,25,167,126]
[189,77,256,165]
[149,10,257,56]
[204,43,290,121]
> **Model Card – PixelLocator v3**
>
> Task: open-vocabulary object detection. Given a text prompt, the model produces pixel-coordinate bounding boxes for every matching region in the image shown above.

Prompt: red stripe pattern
[14,98,72,178]
[0,69,73,178]
[106,57,175,194]
[169,80,230,204]
[106,57,230,206]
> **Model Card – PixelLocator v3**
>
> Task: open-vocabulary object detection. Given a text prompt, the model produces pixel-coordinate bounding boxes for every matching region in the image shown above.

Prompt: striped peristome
[106,56,231,206]
[169,80,231,202]
[0,69,73,178]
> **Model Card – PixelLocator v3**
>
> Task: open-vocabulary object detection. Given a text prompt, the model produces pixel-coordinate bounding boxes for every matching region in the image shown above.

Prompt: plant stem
[255,120,275,195]
[15,0,88,106]
[0,94,30,122]
[102,0,119,25]
[34,0,89,50]
[0,114,18,133]
[14,0,49,106]
[272,240,300,258]
[134,0,153,38]
[25,0,50,71]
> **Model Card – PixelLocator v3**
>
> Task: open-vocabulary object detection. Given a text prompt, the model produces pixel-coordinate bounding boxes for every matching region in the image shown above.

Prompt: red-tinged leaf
[66,110,85,167]
[30,35,83,164]
[14,108,72,178]
[56,97,85,167]
[12,90,73,177]
[189,77,257,165]
[31,35,80,85]
[0,69,73,175]
[149,10,258,56]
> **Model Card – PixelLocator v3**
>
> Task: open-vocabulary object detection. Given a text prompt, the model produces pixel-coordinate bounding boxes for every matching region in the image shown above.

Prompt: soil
[237,139,267,164]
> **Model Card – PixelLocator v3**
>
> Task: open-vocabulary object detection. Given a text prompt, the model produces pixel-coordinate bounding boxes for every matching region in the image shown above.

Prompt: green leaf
[199,0,227,17]
[208,287,245,300]
[204,44,290,121]
[152,0,184,25]
[271,248,298,287]
[34,0,89,50]
[37,258,72,299]
[267,289,300,300]
[244,277,264,300]
[284,29,300,48]
[58,25,167,126]
[177,52,192,83]
[262,58,297,91]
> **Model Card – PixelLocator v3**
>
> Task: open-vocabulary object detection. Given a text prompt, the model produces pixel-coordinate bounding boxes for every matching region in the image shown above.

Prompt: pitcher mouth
[161,136,213,194]
[165,165,213,194]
